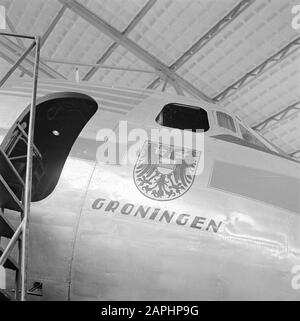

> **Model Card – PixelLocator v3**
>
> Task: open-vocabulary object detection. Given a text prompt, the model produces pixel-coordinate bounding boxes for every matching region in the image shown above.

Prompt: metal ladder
[0,32,40,301]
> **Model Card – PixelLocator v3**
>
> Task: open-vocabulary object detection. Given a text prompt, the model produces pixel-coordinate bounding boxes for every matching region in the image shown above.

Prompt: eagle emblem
[134,141,200,201]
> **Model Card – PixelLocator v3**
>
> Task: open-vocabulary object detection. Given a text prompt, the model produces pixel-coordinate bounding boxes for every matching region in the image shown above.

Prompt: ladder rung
[0,213,15,238]
[0,175,23,212]
[16,123,42,159]
[9,155,27,161]
[0,247,18,271]
[0,148,25,187]
[0,289,14,301]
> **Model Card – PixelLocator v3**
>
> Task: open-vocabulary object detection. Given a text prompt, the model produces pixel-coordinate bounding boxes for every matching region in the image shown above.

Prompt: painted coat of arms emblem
[134,141,200,201]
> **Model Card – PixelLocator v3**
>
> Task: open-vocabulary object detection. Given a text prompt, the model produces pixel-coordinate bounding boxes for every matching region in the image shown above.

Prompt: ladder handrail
[20,35,40,302]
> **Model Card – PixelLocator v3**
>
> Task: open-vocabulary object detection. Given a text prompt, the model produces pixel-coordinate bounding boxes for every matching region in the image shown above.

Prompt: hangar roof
[0,0,299,158]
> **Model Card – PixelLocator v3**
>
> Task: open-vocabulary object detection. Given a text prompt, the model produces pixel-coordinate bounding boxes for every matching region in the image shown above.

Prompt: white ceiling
[0,0,299,158]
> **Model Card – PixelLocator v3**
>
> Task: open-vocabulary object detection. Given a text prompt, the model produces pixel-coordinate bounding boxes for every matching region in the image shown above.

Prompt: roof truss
[83,0,157,81]
[0,36,66,79]
[214,37,300,101]
[252,101,300,132]
[147,0,255,90]
[58,0,213,102]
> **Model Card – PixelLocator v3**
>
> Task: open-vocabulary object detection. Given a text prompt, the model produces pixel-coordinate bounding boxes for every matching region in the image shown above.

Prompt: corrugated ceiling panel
[129,0,237,66]
[221,48,300,156]
[222,50,300,126]
[178,0,299,97]
[262,113,300,155]
[5,0,62,47]
[0,56,10,78]
[41,9,115,79]
[79,0,149,32]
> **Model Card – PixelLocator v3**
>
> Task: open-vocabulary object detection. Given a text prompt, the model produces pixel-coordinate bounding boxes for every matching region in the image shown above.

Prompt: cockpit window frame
[155,103,210,133]
[215,111,237,133]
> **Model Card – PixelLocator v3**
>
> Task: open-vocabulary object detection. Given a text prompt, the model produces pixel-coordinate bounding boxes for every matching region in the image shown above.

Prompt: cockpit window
[216,111,236,133]
[156,103,209,132]
[239,124,269,149]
